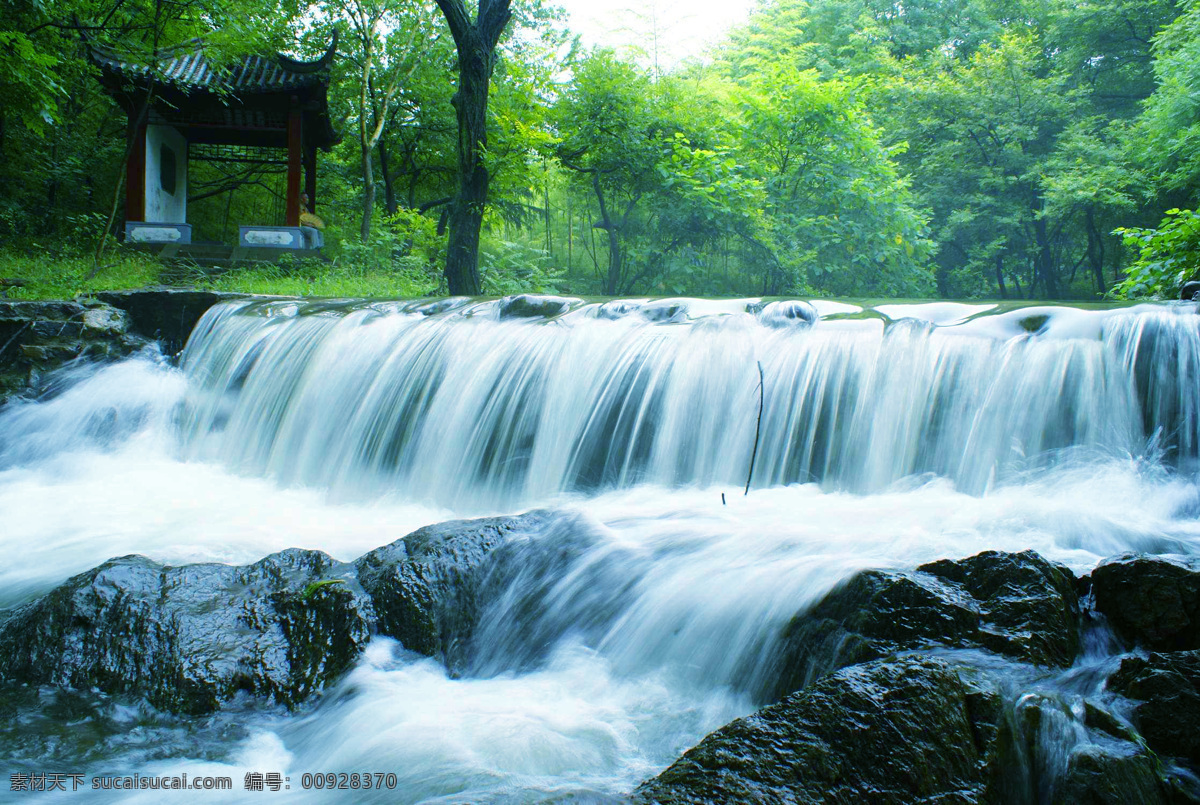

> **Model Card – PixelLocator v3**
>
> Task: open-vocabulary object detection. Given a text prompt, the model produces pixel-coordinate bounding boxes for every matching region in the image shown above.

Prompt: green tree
[1135,0,1200,202]
[554,51,770,295]
[325,0,442,242]
[736,65,934,296]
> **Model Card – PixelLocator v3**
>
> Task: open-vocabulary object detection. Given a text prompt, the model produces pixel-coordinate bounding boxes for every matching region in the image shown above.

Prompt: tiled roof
[86,32,336,94]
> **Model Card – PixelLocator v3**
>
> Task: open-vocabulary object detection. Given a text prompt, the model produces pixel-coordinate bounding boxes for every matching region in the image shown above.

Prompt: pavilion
[85,31,339,263]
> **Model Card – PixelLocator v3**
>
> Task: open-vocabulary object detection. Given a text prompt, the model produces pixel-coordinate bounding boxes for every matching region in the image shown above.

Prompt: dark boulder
[354,511,552,673]
[1107,650,1200,765]
[1091,554,1200,651]
[765,550,1080,701]
[93,288,248,354]
[1052,743,1169,805]
[497,294,575,320]
[919,550,1082,665]
[0,550,370,715]
[636,655,998,805]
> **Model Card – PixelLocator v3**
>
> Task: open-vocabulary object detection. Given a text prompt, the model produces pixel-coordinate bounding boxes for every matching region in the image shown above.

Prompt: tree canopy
[2,0,1198,299]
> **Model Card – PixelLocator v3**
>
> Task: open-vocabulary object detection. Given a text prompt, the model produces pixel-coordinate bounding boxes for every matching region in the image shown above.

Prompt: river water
[2,297,1199,802]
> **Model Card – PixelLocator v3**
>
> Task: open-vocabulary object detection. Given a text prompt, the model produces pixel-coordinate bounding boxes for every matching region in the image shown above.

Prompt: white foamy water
[3,297,1200,803]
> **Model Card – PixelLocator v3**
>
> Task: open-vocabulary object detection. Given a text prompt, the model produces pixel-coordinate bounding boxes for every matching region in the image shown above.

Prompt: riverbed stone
[1052,743,1169,805]
[636,655,997,805]
[354,511,553,672]
[0,512,560,713]
[764,550,1081,702]
[1091,554,1200,651]
[93,288,249,354]
[1107,650,1200,765]
[0,299,149,401]
[0,550,371,715]
[497,294,575,320]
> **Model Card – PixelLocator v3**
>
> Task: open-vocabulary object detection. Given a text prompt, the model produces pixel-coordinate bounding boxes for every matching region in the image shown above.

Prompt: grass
[0,248,440,301]
[0,250,162,300]
[194,260,439,299]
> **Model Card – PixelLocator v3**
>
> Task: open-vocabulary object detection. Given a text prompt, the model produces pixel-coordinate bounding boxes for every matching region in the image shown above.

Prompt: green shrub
[1111,209,1200,299]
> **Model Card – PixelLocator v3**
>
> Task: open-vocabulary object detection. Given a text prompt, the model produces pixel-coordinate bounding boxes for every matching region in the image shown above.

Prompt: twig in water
[745,360,764,496]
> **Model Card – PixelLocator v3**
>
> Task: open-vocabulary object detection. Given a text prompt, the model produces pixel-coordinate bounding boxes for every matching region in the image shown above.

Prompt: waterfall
[177,297,1200,509]
[3,296,1200,803]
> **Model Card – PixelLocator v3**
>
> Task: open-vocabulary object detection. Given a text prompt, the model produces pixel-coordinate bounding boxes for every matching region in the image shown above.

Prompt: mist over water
[3,297,1200,802]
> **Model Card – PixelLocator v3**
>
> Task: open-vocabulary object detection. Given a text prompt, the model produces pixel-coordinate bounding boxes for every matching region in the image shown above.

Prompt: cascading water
[176,298,1200,508]
[2,296,1200,803]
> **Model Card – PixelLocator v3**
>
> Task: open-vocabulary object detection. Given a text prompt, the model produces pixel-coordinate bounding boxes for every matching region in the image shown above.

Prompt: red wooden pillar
[126,119,147,223]
[285,104,302,227]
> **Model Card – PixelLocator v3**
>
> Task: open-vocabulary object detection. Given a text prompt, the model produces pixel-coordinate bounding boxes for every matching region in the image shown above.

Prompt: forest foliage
[1,0,1199,299]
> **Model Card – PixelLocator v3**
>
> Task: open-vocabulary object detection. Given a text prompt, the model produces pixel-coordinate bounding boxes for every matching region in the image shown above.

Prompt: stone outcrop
[93,288,249,354]
[497,294,576,320]
[1107,650,1200,765]
[354,511,551,673]
[0,550,369,715]
[1052,743,1169,805]
[637,656,1002,804]
[1091,553,1200,651]
[0,511,552,714]
[764,550,1081,701]
[0,300,149,401]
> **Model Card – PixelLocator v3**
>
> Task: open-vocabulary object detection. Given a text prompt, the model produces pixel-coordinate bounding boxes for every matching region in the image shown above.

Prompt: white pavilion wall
[144,125,188,223]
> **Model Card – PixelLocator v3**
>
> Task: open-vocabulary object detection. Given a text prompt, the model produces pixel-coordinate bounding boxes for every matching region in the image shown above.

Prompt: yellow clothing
[300,211,325,230]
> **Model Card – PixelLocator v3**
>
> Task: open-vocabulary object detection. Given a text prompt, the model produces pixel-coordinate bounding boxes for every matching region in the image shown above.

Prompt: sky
[552,0,758,69]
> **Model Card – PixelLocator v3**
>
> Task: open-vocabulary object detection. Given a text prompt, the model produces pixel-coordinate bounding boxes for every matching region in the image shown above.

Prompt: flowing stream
[2,297,1200,802]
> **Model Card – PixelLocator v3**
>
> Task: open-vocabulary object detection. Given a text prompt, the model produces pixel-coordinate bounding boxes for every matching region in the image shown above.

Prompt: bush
[1111,209,1200,299]
[480,238,568,295]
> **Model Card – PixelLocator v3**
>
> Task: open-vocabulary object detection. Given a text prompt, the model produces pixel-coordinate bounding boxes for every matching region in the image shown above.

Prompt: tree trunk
[379,140,398,216]
[443,46,491,295]
[1033,216,1059,299]
[591,173,622,294]
[1086,207,1106,294]
[361,142,375,242]
[434,0,511,296]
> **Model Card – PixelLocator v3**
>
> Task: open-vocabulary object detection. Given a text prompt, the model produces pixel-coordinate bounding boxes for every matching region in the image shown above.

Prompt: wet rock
[640,299,687,322]
[354,511,552,672]
[596,300,642,319]
[497,294,574,320]
[1083,701,1141,744]
[919,550,1082,665]
[93,288,248,354]
[82,306,129,335]
[1107,650,1200,765]
[1053,743,1169,805]
[757,299,818,327]
[766,550,1080,701]
[636,656,994,804]
[0,300,148,401]
[0,550,370,715]
[1181,281,1200,302]
[1091,554,1200,651]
